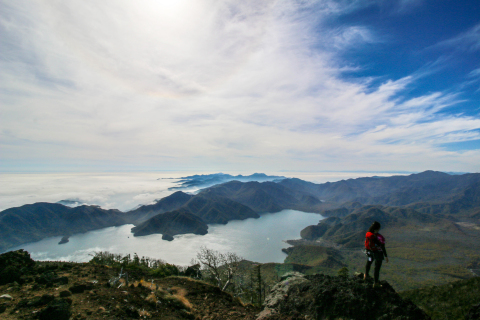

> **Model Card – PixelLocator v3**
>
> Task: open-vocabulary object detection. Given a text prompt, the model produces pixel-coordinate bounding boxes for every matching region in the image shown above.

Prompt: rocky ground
[257,272,432,320]
[0,250,260,320]
[2,250,478,320]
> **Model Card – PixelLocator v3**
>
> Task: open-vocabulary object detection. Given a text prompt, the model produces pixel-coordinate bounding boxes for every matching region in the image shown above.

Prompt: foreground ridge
[257,272,431,320]
[1,250,458,320]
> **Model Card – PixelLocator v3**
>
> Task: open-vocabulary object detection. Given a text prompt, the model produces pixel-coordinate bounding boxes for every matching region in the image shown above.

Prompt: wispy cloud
[1,0,479,173]
[435,23,480,52]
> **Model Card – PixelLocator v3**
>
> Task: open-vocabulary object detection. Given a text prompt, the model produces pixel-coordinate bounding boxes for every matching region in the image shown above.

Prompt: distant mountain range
[165,172,286,190]
[1,170,479,252]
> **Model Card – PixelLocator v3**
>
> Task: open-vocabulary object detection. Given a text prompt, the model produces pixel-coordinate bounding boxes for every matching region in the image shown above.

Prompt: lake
[13,209,324,265]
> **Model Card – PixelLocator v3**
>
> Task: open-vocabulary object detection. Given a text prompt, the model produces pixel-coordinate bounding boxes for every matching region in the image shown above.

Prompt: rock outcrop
[465,302,480,320]
[0,249,35,285]
[257,272,431,320]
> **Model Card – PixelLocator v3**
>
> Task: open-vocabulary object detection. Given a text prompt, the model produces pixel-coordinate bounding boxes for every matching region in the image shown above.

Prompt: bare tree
[196,246,242,291]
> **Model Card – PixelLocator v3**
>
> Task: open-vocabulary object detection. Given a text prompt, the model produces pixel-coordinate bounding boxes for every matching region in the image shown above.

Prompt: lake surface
[13,209,324,265]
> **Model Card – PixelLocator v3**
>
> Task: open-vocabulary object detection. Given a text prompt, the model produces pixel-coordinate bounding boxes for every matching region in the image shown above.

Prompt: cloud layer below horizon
[1,0,480,172]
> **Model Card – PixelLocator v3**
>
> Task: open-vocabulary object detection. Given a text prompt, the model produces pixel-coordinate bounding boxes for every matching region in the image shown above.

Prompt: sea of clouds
[0,171,405,212]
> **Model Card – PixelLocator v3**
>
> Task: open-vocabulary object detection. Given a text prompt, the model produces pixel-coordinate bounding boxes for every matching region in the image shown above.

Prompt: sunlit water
[12,210,324,265]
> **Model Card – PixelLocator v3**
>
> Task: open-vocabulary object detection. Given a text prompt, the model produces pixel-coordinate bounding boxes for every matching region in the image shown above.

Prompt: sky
[1,0,480,173]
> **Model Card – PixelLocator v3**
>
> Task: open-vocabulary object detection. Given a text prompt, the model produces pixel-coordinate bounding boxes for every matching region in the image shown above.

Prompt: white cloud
[469,68,480,78]
[435,23,480,52]
[1,0,479,173]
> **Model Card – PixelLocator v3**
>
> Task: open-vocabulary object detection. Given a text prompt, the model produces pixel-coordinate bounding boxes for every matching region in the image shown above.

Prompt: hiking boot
[373,282,382,288]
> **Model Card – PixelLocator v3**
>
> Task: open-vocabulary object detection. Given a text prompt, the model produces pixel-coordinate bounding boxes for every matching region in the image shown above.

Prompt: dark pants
[365,251,383,283]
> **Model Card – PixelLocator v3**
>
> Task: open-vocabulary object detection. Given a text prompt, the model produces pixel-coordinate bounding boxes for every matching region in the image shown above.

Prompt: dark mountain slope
[399,276,480,320]
[126,191,193,223]
[0,203,127,252]
[408,182,480,216]
[131,208,208,239]
[280,171,480,210]
[300,205,442,247]
[130,194,259,239]
[199,180,324,213]
[181,195,259,224]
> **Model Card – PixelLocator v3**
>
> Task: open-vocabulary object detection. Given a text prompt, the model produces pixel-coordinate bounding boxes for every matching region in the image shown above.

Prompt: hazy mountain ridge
[199,180,325,213]
[280,170,480,209]
[167,172,286,190]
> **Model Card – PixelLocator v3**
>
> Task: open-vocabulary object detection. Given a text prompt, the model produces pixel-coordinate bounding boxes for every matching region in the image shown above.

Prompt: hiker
[364,221,389,288]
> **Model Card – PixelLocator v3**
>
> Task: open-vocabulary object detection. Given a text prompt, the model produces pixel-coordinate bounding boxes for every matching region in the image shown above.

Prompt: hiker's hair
[368,221,381,233]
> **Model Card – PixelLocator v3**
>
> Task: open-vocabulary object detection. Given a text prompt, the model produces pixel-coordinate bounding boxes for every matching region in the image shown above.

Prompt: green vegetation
[284,245,330,265]
[89,251,181,278]
[400,277,480,320]
[283,245,344,268]
[388,244,448,262]
[337,266,349,278]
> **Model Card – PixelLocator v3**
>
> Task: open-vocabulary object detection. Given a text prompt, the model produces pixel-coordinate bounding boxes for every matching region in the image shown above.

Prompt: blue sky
[1,0,479,173]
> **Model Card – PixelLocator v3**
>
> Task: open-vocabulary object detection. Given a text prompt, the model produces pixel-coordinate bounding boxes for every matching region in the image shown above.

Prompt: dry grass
[170,286,192,309]
[138,309,151,317]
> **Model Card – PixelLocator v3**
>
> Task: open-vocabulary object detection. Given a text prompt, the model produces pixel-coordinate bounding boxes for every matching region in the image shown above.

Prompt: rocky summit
[257,272,431,320]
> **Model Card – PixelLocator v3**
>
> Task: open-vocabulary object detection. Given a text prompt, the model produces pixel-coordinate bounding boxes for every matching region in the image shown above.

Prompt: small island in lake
[58,236,70,245]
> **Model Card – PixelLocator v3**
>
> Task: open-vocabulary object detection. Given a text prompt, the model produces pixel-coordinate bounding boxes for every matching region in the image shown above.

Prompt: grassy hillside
[399,277,480,320]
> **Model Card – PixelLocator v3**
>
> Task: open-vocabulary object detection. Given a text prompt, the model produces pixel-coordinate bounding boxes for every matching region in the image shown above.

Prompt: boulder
[69,283,93,294]
[55,276,69,285]
[123,305,140,318]
[257,272,309,320]
[465,302,480,320]
[257,274,431,320]
[0,250,35,285]
[17,294,55,308]
[35,272,57,285]
[30,294,54,307]
[0,294,13,301]
[59,290,72,298]
[37,298,71,320]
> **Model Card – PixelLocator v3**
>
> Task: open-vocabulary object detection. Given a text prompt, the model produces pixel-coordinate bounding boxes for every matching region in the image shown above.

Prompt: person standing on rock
[364,221,389,288]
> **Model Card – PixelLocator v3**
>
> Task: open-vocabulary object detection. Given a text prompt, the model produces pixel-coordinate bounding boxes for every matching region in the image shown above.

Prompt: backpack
[365,232,379,251]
